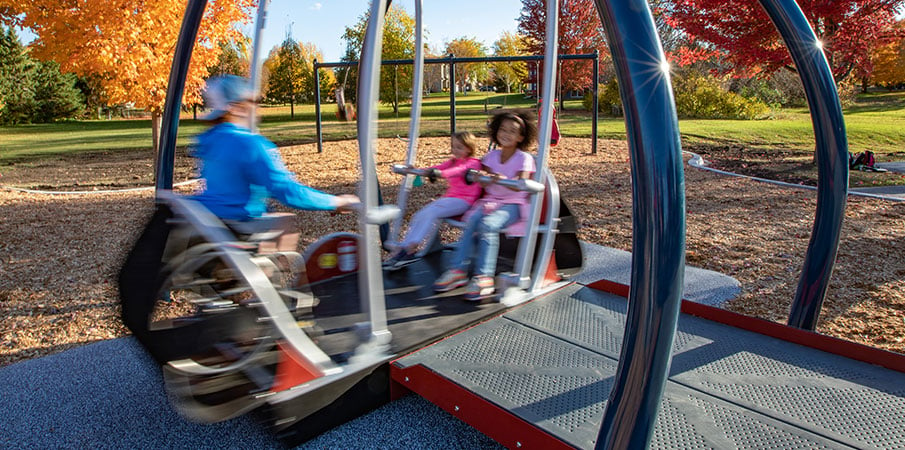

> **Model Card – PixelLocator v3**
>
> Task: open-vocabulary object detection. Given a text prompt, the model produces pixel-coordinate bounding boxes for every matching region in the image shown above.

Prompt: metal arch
[513,0,559,291]
[757,0,849,330]
[355,0,392,346]
[247,0,272,131]
[388,0,424,245]
[591,0,686,448]
[156,0,208,192]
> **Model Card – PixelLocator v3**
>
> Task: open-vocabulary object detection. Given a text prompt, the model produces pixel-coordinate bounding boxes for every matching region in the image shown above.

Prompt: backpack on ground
[851,150,876,169]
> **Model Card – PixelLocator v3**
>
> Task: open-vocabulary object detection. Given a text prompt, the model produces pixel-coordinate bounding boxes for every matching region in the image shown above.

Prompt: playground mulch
[1,137,903,367]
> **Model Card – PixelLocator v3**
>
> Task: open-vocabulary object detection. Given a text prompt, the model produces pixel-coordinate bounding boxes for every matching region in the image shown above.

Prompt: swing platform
[391,281,905,449]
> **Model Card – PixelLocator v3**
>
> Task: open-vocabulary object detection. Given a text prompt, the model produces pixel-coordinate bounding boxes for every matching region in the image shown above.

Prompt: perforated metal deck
[394,284,905,449]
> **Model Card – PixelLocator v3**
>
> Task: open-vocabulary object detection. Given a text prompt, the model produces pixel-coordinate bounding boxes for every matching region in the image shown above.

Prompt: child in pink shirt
[433,111,538,300]
[384,132,482,269]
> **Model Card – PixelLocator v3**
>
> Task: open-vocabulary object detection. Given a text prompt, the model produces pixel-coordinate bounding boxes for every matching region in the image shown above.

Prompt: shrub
[672,73,770,119]
[583,79,623,116]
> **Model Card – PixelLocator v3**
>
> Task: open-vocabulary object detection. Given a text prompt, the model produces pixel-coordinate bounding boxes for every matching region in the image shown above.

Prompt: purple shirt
[465,149,537,236]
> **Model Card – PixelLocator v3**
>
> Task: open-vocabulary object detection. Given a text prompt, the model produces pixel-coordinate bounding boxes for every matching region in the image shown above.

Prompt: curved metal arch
[589,0,848,447]
[156,0,208,192]
[388,0,424,244]
[758,0,848,330]
[591,0,686,447]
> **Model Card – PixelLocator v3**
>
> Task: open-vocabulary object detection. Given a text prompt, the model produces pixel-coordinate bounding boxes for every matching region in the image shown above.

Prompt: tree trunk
[151,111,162,185]
[290,99,295,119]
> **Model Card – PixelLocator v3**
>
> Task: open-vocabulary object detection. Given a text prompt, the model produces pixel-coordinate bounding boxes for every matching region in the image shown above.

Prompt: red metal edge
[585,279,905,374]
[391,364,576,450]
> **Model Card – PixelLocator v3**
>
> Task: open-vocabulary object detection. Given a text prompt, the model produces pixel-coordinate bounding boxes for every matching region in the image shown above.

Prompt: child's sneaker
[433,269,467,292]
[464,275,495,301]
[387,251,420,271]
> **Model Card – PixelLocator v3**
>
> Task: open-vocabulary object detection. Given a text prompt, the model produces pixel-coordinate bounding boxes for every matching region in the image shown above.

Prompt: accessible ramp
[392,283,905,449]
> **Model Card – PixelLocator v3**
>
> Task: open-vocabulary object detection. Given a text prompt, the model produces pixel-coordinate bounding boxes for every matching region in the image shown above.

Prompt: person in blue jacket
[192,75,359,221]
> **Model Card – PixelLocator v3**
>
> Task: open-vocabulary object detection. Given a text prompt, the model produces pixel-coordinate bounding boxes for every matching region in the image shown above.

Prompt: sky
[16,1,525,63]
[257,0,525,62]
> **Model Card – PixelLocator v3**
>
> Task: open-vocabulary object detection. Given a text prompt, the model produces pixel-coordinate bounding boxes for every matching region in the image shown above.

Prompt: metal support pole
[449,55,456,136]
[156,0,207,193]
[314,60,323,153]
[515,0,559,291]
[592,0,686,448]
[247,0,270,131]
[592,51,599,155]
[758,0,848,330]
[356,0,391,346]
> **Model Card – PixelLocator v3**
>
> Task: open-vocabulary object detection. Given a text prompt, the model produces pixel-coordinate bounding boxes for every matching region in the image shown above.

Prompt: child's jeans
[451,203,520,277]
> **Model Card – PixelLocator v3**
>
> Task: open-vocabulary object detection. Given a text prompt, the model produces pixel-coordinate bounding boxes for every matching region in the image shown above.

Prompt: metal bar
[314,59,323,153]
[356,0,391,346]
[757,0,848,330]
[591,0,686,448]
[156,0,207,193]
[449,56,456,135]
[314,53,598,68]
[514,0,559,291]
[247,0,270,131]
[388,0,425,244]
[592,51,599,155]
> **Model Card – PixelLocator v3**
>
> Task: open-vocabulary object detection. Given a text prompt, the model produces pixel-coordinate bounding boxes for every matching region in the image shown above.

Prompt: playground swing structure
[119,0,576,435]
[117,0,857,447]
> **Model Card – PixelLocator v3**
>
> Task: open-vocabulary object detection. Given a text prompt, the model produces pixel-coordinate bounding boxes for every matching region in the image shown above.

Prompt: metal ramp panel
[392,283,905,449]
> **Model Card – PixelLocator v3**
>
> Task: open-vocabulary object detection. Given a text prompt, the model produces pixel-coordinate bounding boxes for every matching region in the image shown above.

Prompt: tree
[209,38,250,78]
[0,27,82,125]
[518,0,608,108]
[31,60,84,123]
[264,37,333,118]
[664,0,905,84]
[0,26,34,125]
[341,3,415,113]
[870,22,905,89]
[492,32,529,93]
[1,0,255,152]
[445,37,488,94]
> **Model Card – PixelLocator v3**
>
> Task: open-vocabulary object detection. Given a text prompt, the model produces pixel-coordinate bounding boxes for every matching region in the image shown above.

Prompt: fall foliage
[870,21,905,88]
[492,31,529,93]
[664,0,905,83]
[0,0,256,148]
[517,0,608,96]
[445,37,488,93]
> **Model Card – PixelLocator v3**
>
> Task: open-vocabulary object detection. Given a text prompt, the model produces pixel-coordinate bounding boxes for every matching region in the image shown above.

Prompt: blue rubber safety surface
[0,337,501,449]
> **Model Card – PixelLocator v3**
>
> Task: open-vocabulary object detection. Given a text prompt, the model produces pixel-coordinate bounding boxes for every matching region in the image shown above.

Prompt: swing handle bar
[390,164,441,183]
[464,169,545,193]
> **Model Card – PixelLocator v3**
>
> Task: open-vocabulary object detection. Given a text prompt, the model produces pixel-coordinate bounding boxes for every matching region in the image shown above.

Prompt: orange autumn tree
[0,0,256,151]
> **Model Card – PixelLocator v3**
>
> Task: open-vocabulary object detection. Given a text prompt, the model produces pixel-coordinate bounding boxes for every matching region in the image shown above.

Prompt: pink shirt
[465,149,537,237]
[431,157,483,204]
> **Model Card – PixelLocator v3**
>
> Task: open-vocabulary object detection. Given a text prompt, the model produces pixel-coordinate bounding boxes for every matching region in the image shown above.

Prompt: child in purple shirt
[433,111,538,300]
[384,132,482,269]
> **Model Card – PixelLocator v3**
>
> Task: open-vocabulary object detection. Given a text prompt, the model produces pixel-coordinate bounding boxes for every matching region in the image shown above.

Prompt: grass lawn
[2,90,903,185]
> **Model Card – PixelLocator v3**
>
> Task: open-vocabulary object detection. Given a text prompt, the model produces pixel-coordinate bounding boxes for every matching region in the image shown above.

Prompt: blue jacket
[191,123,337,221]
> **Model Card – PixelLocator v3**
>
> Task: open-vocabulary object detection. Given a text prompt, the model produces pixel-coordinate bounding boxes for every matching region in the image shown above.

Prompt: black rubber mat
[396,284,905,449]
[308,249,509,360]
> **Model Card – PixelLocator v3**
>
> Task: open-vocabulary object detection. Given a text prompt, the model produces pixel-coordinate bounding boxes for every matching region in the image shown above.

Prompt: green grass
[2,90,903,164]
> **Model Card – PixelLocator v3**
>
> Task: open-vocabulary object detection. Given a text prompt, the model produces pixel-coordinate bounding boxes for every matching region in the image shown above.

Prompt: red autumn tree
[518,0,608,107]
[664,0,905,83]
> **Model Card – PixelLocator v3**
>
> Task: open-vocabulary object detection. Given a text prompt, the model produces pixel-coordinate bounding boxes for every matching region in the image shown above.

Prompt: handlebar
[390,164,440,183]
[464,169,545,193]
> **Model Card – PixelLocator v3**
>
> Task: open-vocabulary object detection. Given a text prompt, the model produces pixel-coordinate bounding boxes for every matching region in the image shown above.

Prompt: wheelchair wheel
[150,243,278,376]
